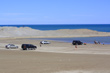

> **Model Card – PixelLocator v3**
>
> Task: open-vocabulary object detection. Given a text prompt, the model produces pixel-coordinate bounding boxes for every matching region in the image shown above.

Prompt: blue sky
[0,0,110,24]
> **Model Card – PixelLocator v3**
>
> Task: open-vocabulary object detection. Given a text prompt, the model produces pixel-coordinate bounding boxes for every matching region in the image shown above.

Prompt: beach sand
[0,38,110,73]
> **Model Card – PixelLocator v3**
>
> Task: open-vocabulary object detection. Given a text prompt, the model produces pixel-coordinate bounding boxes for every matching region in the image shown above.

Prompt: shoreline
[0,35,110,39]
[0,37,110,46]
[0,36,110,45]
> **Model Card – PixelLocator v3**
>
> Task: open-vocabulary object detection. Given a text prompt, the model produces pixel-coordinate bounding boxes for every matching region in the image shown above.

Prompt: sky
[0,0,110,24]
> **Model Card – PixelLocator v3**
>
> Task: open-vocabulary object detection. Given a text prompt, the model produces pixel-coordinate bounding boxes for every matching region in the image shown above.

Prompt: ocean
[0,24,110,44]
[0,24,110,32]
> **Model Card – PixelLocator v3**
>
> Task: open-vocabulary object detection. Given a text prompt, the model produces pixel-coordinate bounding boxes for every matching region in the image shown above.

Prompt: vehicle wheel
[76,43,78,45]
[22,48,25,50]
[23,48,27,50]
[7,47,9,49]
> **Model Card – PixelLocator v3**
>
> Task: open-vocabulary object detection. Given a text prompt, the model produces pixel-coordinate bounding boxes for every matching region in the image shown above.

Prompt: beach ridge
[0,27,110,38]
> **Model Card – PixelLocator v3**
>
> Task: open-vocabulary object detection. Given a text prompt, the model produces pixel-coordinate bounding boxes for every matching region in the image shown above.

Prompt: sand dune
[0,27,110,38]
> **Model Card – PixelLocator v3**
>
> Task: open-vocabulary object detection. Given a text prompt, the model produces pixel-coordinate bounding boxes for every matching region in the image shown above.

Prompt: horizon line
[0,24,110,25]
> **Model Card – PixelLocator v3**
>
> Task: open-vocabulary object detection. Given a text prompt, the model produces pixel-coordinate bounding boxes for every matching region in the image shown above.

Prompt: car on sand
[72,40,83,45]
[21,44,37,50]
[40,41,50,44]
[5,44,18,49]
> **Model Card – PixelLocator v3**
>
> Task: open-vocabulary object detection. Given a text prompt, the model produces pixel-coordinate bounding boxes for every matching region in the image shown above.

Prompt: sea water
[0,24,110,32]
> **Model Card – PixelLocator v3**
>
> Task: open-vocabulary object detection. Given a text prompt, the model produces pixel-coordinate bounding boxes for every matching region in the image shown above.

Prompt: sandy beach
[0,27,110,73]
[0,38,110,73]
[1,0,110,72]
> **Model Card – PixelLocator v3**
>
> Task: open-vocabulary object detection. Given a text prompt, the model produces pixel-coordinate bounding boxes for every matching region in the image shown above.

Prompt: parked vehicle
[40,41,50,44]
[21,44,37,50]
[72,40,83,45]
[5,44,18,49]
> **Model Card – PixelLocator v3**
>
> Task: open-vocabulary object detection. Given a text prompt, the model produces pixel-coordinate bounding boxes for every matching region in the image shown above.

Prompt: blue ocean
[0,24,110,32]
[0,24,110,44]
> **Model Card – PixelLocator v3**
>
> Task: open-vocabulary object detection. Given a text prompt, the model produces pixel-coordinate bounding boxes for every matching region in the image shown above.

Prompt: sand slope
[0,27,110,38]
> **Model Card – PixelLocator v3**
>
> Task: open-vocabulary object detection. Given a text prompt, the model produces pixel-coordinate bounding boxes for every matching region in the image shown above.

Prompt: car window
[10,44,15,46]
[30,44,34,46]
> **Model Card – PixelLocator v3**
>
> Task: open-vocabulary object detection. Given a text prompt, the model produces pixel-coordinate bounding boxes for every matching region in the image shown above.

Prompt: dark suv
[21,44,37,50]
[72,40,83,45]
